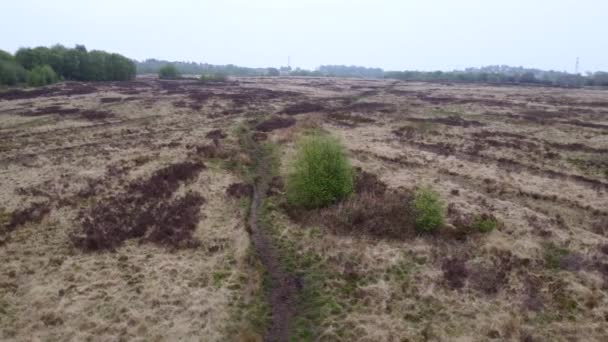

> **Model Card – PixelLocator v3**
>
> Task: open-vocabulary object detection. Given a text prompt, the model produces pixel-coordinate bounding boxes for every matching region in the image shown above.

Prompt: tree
[286,134,353,209]
[0,60,28,85]
[0,49,13,62]
[13,44,135,83]
[27,65,59,87]
[158,64,180,79]
[267,67,280,76]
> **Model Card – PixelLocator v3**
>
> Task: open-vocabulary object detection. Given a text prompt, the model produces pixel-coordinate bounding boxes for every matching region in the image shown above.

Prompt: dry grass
[1,76,608,341]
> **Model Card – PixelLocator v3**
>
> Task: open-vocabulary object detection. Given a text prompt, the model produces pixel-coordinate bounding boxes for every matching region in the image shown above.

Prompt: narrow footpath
[247,142,299,342]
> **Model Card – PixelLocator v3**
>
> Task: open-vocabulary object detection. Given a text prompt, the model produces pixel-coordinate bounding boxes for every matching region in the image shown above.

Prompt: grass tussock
[286,134,353,209]
[472,214,498,233]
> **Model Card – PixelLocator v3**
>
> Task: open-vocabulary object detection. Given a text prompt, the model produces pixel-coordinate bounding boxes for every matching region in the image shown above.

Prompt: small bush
[200,72,228,83]
[158,64,180,79]
[413,186,444,232]
[27,65,59,87]
[473,215,498,233]
[286,134,353,209]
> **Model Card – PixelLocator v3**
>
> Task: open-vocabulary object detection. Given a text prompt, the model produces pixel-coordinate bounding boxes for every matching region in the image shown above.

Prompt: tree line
[385,66,608,87]
[139,59,608,88]
[3,47,606,88]
[136,59,277,77]
[0,44,136,87]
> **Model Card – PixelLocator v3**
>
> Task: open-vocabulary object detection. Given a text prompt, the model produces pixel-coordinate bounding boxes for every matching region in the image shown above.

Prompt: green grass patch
[226,246,271,340]
[261,198,351,340]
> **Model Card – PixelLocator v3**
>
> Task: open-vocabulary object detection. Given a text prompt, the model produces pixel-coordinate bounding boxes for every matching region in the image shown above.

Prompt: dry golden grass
[1,77,608,341]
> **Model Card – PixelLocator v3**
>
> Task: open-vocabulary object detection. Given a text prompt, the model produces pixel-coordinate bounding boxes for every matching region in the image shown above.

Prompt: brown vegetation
[280,101,325,115]
[255,116,296,132]
[72,161,205,250]
[2,76,608,341]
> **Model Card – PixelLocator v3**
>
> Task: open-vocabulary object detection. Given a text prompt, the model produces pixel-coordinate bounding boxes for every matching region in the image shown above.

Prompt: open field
[1,77,608,341]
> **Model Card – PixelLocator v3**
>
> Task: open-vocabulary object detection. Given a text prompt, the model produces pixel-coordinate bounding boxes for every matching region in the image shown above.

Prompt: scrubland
[1,76,607,341]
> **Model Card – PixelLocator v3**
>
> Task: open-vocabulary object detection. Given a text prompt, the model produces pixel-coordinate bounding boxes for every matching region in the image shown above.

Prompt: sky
[2,0,607,72]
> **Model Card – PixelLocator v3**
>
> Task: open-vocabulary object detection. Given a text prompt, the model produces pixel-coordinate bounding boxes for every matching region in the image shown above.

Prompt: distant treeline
[136,59,279,77]
[385,66,608,87]
[4,46,607,89]
[137,60,384,78]
[318,65,384,78]
[0,45,135,87]
[136,60,608,87]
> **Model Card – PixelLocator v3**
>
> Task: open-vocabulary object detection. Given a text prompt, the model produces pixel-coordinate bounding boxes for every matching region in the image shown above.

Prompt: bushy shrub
[413,186,444,232]
[200,72,228,83]
[472,215,497,233]
[27,65,59,87]
[287,134,353,209]
[159,64,180,79]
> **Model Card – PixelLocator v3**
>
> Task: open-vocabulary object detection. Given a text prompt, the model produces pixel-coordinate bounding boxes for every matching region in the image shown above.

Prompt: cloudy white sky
[2,0,607,72]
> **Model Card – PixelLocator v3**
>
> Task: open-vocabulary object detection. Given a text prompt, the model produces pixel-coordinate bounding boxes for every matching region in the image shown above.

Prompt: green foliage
[384,65,601,87]
[12,44,135,83]
[0,60,28,86]
[287,134,353,209]
[318,65,384,78]
[136,58,272,76]
[266,67,280,76]
[158,64,180,79]
[27,65,59,87]
[413,186,444,232]
[200,72,227,83]
[0,50,13,62]
[472,215,498,233]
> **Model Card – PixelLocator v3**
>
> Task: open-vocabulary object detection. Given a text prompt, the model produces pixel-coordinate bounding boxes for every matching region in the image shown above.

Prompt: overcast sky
[2,0,607,72]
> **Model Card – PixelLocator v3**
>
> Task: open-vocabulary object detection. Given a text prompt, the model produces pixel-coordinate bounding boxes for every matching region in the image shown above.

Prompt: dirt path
[247,143,299,342]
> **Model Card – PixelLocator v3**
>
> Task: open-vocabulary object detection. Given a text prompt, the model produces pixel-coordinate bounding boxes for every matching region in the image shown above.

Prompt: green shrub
[158,64,180,79]
[27,65,59,87]
[413,186,444,232]
[287,134,353,209]
[472,215,497,233]
[200,72,228,83]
